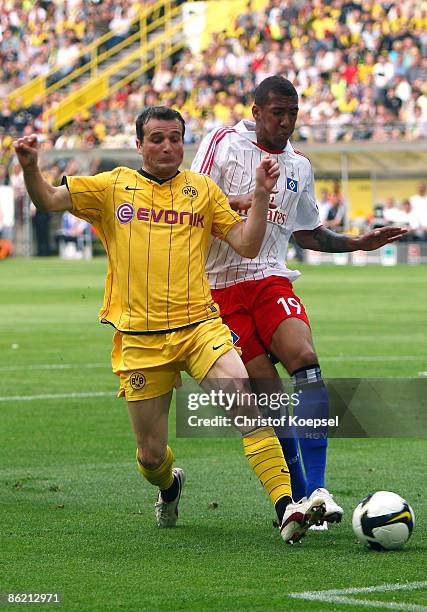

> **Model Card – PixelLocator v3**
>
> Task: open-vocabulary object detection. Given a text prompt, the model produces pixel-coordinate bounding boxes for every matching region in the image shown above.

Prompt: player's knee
[137,445,165,469]
[291,349,318,372]
[246,355,278,379]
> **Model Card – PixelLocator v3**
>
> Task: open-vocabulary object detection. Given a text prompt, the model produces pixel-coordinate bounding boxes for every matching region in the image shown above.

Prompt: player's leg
[244,354,307,503]
[127,393,185,527]
[268,317,343,524]
[211,284,307,503]
[253,277,343,525]
[128,391,173,485]
[204,349,325,543]
[113,331,185,527]
[269,318,327,491]
[186,322,325,543]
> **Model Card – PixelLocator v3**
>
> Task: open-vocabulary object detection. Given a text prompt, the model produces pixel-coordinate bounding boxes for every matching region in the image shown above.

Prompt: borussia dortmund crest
[182,185,198,198]
[130,371,146,390]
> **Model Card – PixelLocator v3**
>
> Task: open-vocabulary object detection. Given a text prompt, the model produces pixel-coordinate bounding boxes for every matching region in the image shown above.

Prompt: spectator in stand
[107,1,137,50]
[405,106,427,140]
[324,194,345,232]
[101,124,132,148]
[417,84,427,117]
[317,188,331,223]
[383,196,405,225]
[400,199,423,241]
[152,60,173,94]
[341,54,359,86]
[384,86,403,118]
[326,108,347,142]
[409,182,427,226]
[337,89,358,118]
[394,74,412,103]
[50,32,81,80]
[407,49,426,85]
[57,210,91,257]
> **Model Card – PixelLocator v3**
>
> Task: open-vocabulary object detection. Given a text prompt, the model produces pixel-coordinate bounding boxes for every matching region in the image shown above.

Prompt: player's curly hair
[136,106,186,142]
[254,76,298,106]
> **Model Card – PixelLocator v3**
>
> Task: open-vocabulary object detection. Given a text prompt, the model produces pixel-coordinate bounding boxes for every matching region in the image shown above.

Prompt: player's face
[253,93,299,150]
[137,118,184,179]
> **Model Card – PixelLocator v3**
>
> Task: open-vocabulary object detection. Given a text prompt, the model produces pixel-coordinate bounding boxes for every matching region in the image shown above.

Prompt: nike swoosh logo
[125,186,144,191]
[213,343,225,350]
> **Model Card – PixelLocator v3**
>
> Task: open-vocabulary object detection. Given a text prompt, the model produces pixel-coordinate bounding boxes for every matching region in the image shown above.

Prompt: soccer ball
[352,491,415,551]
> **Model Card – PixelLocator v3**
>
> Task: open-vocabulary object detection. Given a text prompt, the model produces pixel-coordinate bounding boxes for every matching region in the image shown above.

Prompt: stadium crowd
[1,0,426,253]
[1,0,426,152]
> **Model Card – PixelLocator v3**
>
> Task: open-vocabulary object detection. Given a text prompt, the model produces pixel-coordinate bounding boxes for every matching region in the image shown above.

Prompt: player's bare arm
[13,134,72,212]
[225,157,279,258]
[293,225,409,253]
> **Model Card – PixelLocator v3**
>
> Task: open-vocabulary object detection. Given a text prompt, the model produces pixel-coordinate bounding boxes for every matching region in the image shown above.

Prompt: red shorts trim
[211,276,310,364]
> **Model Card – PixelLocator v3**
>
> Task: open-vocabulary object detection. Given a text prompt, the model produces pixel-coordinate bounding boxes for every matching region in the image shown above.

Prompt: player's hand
[229,190,279,211]
[255,156,280,194]
[229,193,254,211]
[355,226,409,251]
[13,133,39,169]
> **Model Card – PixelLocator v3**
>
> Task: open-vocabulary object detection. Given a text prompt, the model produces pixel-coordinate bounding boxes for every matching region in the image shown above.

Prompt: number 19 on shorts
[277,296,302,315]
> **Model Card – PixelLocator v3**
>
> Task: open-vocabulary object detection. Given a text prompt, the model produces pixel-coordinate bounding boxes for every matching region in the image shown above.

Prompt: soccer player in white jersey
[192,76,407,528]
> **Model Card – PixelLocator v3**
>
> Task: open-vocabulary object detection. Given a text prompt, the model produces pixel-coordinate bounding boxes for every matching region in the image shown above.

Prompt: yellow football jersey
[65,167,241,333]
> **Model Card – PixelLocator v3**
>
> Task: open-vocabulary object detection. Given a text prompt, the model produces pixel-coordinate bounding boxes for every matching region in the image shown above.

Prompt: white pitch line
[0,356,425,374]
[290,581,427,611]
[322,356,425,362]
[0,363,106,372]
[0,391,115,402]
[321,335,424,342]
[293,595,427,611]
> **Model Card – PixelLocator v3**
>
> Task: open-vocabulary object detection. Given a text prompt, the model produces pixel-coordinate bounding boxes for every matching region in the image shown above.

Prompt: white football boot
[154,467,186,528]
[280,497,326,544]
[308,488,343,530]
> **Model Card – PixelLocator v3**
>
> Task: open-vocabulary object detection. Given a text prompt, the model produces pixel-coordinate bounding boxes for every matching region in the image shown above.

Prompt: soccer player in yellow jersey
[13,106,327,544]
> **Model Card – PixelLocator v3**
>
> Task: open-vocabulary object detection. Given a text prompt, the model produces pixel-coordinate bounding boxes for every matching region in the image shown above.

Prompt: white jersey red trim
[191,120,321,289]
[199,127,236,175]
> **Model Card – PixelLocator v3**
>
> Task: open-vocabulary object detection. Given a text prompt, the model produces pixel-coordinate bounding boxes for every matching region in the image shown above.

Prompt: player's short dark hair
[254,76,298,106]
[136,106,185,141]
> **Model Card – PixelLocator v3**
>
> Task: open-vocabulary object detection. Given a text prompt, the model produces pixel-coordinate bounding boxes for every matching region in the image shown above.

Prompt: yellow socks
[243,426,291,506]
[136,445,174,490]
[135,428,291,514]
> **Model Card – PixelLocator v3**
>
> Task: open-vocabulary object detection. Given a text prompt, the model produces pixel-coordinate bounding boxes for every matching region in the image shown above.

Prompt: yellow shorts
[111,318,238,401]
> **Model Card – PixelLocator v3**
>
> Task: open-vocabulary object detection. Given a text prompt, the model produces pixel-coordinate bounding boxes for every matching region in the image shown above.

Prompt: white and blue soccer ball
[352,491,415,551]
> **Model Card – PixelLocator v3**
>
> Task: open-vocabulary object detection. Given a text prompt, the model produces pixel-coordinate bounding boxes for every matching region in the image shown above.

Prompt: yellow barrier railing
[7,0,176,109]
[44,17,190,130]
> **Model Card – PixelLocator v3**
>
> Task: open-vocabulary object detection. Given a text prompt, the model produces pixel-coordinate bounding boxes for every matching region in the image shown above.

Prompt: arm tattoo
[311,226,355,253]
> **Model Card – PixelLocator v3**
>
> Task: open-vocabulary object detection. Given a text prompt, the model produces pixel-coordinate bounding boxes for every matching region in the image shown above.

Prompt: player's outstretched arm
[13,134,72,212]
[293,225,409,253]
[225,157,279,258]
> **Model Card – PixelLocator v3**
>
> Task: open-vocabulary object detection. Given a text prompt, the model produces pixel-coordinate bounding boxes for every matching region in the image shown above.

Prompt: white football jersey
[191,120,321,289]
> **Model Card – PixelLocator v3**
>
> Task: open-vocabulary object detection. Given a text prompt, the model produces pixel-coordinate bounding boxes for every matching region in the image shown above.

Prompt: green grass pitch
[1,258,426,611]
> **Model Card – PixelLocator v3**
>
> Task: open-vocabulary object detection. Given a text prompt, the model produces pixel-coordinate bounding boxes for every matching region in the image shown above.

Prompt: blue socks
[277,434,307,502]
[292,364,329,497]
